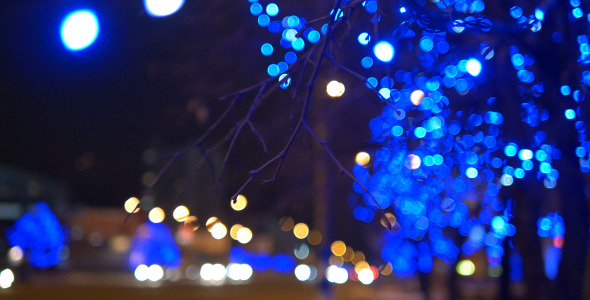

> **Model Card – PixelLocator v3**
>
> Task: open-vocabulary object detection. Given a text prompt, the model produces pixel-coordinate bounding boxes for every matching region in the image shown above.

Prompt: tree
[136,0,590,299]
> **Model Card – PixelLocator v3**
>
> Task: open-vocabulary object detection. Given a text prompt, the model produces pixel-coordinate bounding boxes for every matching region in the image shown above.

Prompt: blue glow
[358,32,371,45]
[400,7,407,13]
[466,58,482,76]
[361,56,374,68]
[266,3,279,16]
[144,0,185,17]
[535,8,545,21]
[374,41,395,62]
[466,167,478,178]
[364,0,378,13]
[561,85,571,95]
[250,3,263,15]
[518,149,533,161]
[510,6,523,19]
[307,30,320,43]
[267,64,280,77]
[379,88,391,99]
[271,254,296,273]
[292,38,305,51]
[573,8,583,19]
[60,9,100,51]
[576,146,586,157]
[129,221,181,269]
[391,125,403,136]
[258,14,270,27]
[505,143,518,157]
[419,38,434,52]
[414,127,427,138]
[261,43,273,56]
[285,51,297,64]
[565,109,576,120]
[5,202,66,269]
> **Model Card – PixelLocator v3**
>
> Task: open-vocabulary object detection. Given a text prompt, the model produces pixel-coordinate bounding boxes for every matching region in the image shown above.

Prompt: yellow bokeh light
[148,207,165,223]
[326,80,345,97]
[355,152,371,167]
[206,217,220,232]
[307,230,322,245]
[354,261,370,274]
[330,241,346,257]
[293,223,309,239]
[279,216,295,231]
[172,205,190,222]
[342,246,354,261]
[328,254,344,267]
[210,223,227,239]
[230,224,244,240]
[410,90,425,106]
[351,251,365,265]
[231,195,248,211]
[184,216,200,231]
[237,227,253,244]
[380,213,397,229]
[456,259,476,276]
[124,197,140,214]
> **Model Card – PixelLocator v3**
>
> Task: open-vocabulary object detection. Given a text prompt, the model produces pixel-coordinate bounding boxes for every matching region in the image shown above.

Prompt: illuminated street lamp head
[60,9,100,51]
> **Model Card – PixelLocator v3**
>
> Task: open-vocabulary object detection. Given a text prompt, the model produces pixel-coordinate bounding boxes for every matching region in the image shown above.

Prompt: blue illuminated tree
[137,0,589,299]
[5,202,67,269]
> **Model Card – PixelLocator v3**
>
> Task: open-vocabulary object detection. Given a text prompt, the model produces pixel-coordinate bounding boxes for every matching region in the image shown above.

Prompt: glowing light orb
[457,259,476,276]
[293,223,309,239]
[206,217,220,231]
[148,264,164,282]
[172,205,189,222]
[200,263,226,281]
[331,241,346,256]
[358,268,374,285]
[231,195,248,211]
[327,80,345,97]
[124,197,140,213]
[373,41,395,62]
[230,224,243,240]
[355,152,371,166]
[60,9,100,51]
[236,227,253,244]
[184,216,200,231]
[148,207,165,223]
[294,264,311,281]
[134,264,149,281]
[211,223,228,239]
[144,0,185,17]
[326,265,348,284]
[8,246,24,264]
[0,269,14,289]
[405,154,421,170]
[466,58,482,76]
[411,90,425,105]
[227,263,253,281]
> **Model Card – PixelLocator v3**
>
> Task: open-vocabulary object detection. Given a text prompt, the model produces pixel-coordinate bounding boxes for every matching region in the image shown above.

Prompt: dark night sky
[0,1,194,206]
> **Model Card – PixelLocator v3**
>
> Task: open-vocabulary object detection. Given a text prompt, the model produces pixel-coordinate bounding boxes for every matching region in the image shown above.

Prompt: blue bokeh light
[144,0,185,17]
[374,41,395,62]
[60,9,100,51]
[466,58,482,76]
